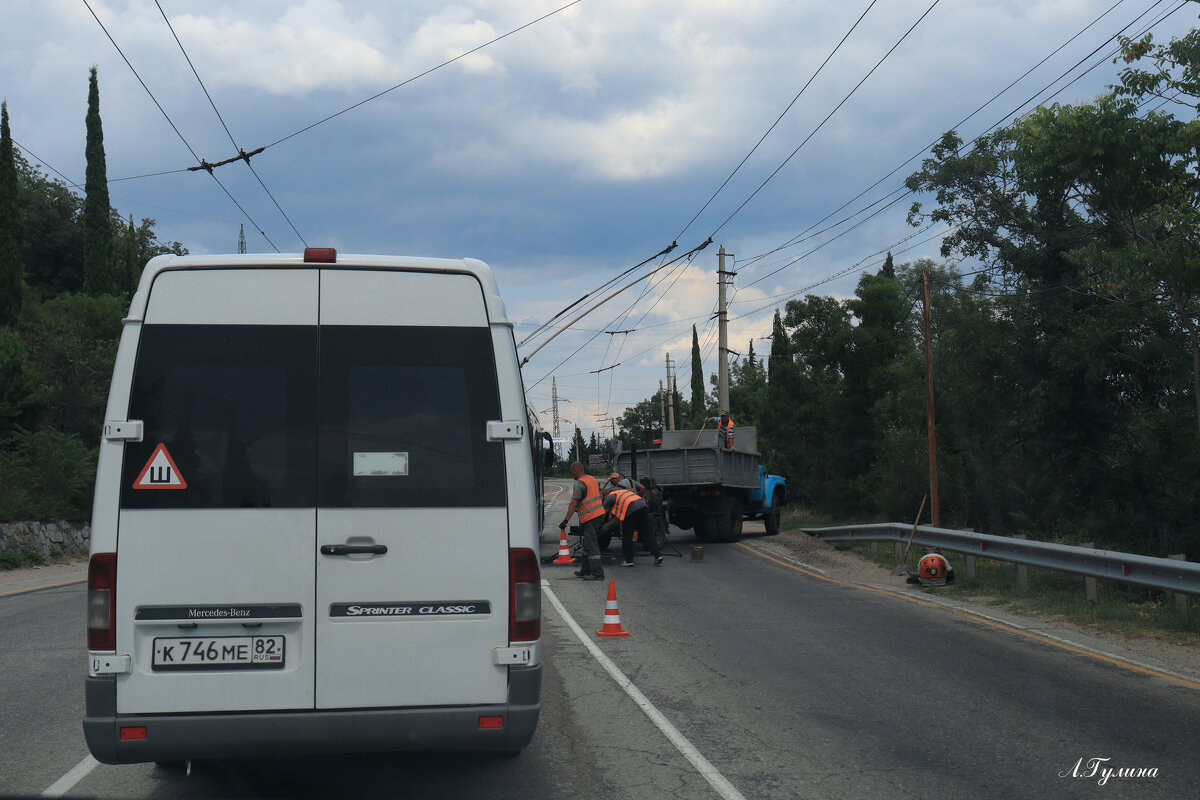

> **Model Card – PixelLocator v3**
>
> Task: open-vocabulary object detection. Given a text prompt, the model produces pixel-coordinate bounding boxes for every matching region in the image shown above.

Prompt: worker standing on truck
[560,462,605,581]
[602,488,662,568]
[710,411,734,449]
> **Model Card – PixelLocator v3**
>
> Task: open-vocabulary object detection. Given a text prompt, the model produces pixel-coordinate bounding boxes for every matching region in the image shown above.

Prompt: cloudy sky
[4,0,1196,443]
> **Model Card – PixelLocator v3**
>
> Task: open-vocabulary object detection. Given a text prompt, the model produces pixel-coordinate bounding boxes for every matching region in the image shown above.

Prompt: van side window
[317,326,506,508]
[121,325,318,509]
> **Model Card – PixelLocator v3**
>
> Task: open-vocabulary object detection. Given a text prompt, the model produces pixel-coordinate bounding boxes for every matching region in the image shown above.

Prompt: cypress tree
[0,100,23,325]
[690,324,706,426]
[881,251,896,279]
[83,66,114,296]
[123,214,138,295]
[768,309,791,380]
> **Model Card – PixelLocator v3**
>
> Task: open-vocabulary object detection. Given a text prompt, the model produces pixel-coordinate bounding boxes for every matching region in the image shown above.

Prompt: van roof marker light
[304,247,337,263]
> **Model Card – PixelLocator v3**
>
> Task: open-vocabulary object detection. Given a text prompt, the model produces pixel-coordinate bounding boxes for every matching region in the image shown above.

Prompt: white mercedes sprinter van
[84,249,543,763]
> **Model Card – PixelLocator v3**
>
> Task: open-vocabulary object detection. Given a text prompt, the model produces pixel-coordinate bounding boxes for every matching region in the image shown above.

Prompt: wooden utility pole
[922,269,940,526]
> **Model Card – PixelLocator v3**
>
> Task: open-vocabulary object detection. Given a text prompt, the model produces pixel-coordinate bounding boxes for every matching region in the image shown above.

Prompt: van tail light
[88,553,117,651]
[509,548,540,643]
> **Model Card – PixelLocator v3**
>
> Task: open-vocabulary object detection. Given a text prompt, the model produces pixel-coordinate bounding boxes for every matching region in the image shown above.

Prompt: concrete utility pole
[659,380,666,435]
[551,378,562,462]
[717,246,735,413]
[665,353,676,430]
[922,269,940,527]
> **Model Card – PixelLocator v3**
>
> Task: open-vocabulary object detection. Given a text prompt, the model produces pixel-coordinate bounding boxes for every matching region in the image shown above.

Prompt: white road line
[42,754,99,797]
[542,582,747,800]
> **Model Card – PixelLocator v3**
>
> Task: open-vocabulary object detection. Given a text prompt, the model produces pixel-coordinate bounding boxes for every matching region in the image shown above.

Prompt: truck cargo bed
[616,427,761,488]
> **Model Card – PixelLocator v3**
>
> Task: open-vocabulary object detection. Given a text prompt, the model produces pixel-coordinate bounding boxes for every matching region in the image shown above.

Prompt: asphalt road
[4,483,1199,798]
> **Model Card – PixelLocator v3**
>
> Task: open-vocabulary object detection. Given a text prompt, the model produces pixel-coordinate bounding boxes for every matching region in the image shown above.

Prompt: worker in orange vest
[559,462,606,580]
[602,487,662,568]
[709,411,734,449]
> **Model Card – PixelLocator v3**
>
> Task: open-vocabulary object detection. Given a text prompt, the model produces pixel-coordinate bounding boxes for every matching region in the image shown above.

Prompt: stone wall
[0,521,90,558]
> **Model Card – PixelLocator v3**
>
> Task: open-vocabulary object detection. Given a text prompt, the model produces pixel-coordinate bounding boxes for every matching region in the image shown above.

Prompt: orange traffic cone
[596,580,630,637]
[552,528,575,565]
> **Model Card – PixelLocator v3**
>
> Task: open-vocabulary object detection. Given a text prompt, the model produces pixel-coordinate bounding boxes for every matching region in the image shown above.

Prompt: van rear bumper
[83,666,541,764]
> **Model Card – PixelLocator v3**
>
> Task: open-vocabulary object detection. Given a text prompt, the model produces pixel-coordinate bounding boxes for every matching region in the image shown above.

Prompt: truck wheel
[716,497,743,542]
[652,515,667,551]
[598,530,613,551]
[764,493,782,536]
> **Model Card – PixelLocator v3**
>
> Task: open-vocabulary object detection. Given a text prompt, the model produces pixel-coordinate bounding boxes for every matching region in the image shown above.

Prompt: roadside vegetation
[0,72,185,524]
[779,508,1200,643]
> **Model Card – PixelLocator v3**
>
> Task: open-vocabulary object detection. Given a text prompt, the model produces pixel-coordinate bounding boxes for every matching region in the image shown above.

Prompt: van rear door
[314,269,511,709]
[115,269,319,714]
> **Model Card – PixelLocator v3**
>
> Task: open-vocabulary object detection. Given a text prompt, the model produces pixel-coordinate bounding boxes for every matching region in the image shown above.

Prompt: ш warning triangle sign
[133,443,188,490]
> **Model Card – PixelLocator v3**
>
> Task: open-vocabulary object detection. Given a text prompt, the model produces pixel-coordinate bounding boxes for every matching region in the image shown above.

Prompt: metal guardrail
[804,523,1200,595]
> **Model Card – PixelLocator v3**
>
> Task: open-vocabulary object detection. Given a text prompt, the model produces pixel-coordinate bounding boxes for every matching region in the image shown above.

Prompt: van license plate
[152,636,285,671]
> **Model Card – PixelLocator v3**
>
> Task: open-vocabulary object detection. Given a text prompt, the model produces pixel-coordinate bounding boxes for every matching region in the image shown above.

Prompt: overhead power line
[726,0,1182,301]
[79,0,279,250]
[673,0,881,244]
[702,0,945,243]
[153,0,307,247]
[262,0,585,153]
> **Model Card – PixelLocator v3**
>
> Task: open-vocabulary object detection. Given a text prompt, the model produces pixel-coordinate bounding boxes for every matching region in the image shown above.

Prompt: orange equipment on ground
[918,552,953,586]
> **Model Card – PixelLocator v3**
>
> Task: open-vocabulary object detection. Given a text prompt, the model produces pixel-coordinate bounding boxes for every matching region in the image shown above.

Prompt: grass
[778,508,1200,644]
[0,548,47,571]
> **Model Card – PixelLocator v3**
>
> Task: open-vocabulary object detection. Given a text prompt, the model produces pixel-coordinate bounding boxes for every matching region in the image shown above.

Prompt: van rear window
[121,324,505,509]
[318,326,505,508]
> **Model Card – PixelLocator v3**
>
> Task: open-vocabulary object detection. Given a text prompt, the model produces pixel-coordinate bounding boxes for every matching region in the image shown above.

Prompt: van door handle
[320,544,388,556]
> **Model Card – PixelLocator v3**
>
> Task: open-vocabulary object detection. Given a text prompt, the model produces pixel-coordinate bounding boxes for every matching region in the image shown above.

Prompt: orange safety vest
[577,474,605,522]
[718,417,735,447]
[609,488,642,521]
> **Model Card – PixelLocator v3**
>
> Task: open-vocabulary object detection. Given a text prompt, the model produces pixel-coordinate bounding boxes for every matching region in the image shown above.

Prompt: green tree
[1113,26,1200,109]
[689,324,706,426]
[906,93,1200,555]
[843,264,924,517]
[0,329,55,437]
[19,293,124,440]
[618,391,667,449]
[17,155,84,297]
[0,101,22,325]
[0,426,96,521]
[570,426,586,464]
[121,214,138,296]
[880,251,895,279]
[83,66,114,296]
[728,339,767,431]
[1015,94,1200,434]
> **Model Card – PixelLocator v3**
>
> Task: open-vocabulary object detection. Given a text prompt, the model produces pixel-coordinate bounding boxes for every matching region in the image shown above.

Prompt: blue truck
[615,426,786,543]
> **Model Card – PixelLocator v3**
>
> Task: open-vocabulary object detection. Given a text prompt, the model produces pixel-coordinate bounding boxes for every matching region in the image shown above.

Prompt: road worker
[602,487,662,568]
[602,470,635,494]
[559,462,605,580]
[709,411,735,449]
